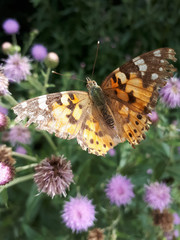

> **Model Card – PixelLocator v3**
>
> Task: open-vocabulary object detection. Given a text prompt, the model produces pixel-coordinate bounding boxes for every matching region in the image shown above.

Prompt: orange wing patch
[77,114,119,156]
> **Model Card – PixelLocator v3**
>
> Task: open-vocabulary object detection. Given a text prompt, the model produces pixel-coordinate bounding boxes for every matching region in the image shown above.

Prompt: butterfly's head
[86,77,98,90]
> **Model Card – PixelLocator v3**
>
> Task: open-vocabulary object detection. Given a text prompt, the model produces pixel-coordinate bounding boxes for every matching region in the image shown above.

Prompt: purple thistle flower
[4,53,31,83]
[2,18,20,35]
[160,77,180,108]
[146,169,153,175]
[108,148,116,157]
[0,162,14,185]
[3,125,31,146]
[0,106,8,115]
[144,182,171,212]
[31,44,48,61]
[148,111,159,123]
[173,213,180,225]
[174,229,179,238]
[0,112,8,131]
[34,155,74,198]
[0,145,15,185]
[0,68,10,95]
[62,196,96,232]
[15,146,27,155]
[105,174,134,206]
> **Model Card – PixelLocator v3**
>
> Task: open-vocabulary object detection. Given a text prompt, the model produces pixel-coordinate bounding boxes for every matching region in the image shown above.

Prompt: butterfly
[13,48,177,156]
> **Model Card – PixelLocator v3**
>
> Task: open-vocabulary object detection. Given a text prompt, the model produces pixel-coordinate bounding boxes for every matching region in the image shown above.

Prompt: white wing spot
[160,60,165,63]
[139,64,147,72]
[133,56,140,62]
[159,67,163,71]
[37,115,45,121]
[141,72,145,76]
[21,102,27,108]
[153,50,161,57]
[134,58,145,65]
[151,73,158,80]
[38,97,48,110]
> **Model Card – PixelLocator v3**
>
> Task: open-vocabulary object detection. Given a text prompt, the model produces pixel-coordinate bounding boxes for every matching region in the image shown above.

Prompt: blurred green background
[0,0,180,239]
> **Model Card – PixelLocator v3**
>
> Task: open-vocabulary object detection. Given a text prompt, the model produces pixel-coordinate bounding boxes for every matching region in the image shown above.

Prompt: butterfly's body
[13,48,177,156]
[87,77,115,129]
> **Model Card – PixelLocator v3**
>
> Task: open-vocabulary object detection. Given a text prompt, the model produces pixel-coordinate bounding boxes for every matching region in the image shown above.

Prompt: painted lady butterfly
[13,48,177,156]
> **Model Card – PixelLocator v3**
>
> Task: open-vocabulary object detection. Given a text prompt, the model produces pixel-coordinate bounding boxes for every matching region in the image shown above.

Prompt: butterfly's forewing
[13,91,90,140]
[101,48,177,146]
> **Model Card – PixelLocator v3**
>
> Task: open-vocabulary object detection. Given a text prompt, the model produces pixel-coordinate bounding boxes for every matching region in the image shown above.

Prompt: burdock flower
[144,182,171,212]
[88,228,104,240]
[62,196,96,232]
[0,112,8,131]
[160,77,180,108]
[2,42,12,55]
[4,53,31,83]
[0,145,15,185]
[105,174,134,206]
[0,68,10,95]
[34,155,74,198]
[2,18,20,35]
[4,125,31,146]
[31,44,47,61]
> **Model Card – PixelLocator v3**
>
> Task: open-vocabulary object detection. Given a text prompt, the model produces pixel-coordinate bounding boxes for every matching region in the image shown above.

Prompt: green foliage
[0,0,180,239]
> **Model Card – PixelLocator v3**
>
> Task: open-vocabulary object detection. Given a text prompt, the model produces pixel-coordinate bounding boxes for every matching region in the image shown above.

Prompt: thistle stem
[43,67,51,94]
[12,152,37,162]
[4,95,18,106]
[16,163,38,172]
[41,131,57,152]
[0,174,34,193]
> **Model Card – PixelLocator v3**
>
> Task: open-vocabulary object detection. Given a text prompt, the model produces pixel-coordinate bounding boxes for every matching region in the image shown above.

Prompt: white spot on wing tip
[153,50,161,57]
[37,115,45,121]
[151,73,158,80]
[38,97,48,110]
[139,64,147,72]
[21,102,27,108]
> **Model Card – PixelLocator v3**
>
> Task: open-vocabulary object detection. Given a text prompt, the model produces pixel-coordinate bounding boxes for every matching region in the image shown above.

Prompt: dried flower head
[3,125,31,146]
[105,174,134,206]
[0,145,15,185]
[0,112,8,131]
[152,209,174,232]
[4,53,31,83]
[88,228,104,240]
[0,68,10,95]
[2,18,20,35]
[34,155,74,198]
[160,77,180,108]
[0,145,16,165]
[44,52,59,68]
[62,196,96,232]
[31,44,48,61]
[144,182,171,212]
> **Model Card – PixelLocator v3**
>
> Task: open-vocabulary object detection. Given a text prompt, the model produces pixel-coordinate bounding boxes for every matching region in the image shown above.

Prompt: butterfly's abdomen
[89,86,115,128]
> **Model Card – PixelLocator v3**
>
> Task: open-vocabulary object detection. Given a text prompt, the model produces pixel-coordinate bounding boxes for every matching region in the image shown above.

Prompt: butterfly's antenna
[52,71,86,82]
[92,41,100,78]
